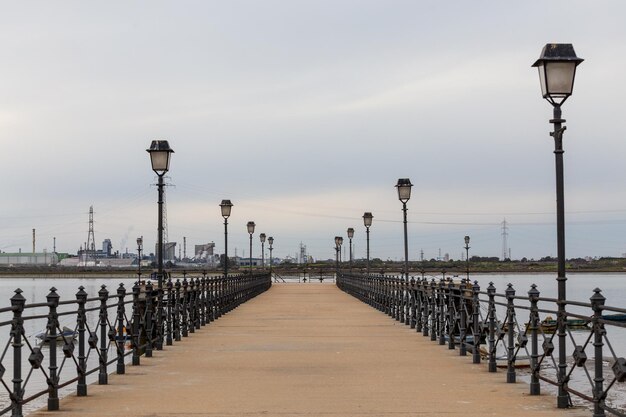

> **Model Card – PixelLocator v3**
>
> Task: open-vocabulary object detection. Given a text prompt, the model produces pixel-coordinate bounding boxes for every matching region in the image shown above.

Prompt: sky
[2,1,626,262]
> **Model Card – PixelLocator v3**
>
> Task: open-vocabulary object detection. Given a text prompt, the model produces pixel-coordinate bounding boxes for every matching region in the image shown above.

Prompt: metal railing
[337,272,626,417]
[0,272,271,417]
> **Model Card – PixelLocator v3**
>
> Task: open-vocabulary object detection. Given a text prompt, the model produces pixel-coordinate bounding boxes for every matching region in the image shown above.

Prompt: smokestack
[32,228,36,254]
[183,237,187,259]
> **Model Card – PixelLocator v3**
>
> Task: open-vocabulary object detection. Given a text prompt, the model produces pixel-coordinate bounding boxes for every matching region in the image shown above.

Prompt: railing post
[46,287,60,410]
[505,283,516,383]
[10,288,26,417]
[174,279,181,341]
[438,279,446,345]
[132,281,141,366]
[430,279,437,342]
[97,285,109,383]
[472,280,481,364]
[166,278,173,346]
[200,276,207,326]
[145,281,154,357]
[181,278,189,337]
[76,286,88,396]
[590,288,606,417]
[410,277,416,329]
[415,279,423,333]
[528,284,540,395]
[447,280,455,350]
[116,283,126,375]
[195,278,202,329]
[487,282,497,372]
[188,278,196,334]
[459,279,467,356]
[422,279,429,337]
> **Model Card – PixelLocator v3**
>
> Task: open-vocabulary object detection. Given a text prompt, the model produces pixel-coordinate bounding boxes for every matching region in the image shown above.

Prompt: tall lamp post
[363,212,373,274]
[137,236,143,282]
[532,43,583,409]
[220,200,233,277]
[464,236,470,282]
[268,236,274,276]
[396,178,412,280]
[247,221,256,273]
[259,233,266,270]
[334,236,342,276]
[146,139,174,351]
[347,227,354,272]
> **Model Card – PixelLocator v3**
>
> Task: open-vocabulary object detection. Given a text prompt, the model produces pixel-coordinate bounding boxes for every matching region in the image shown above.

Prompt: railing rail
[337,271,626,417]
[0,272,271,417]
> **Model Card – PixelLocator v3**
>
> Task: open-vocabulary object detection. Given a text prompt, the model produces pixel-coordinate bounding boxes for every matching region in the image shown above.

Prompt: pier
[27,283,589,417]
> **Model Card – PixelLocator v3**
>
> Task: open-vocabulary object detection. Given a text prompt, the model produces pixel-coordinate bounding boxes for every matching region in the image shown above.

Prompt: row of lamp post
[146,46,580,407]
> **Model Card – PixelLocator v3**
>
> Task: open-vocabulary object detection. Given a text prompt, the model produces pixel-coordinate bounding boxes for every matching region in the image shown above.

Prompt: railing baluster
[76,286,88,396]
[11,288,26,417]
[590,288,606,417]
[472,280,481,364]
[505,283,516,383]
[487,282,497,373]
[116,283,126,375]
[46,287,60,410]
[528,284,540,395]
[98,285,109,383]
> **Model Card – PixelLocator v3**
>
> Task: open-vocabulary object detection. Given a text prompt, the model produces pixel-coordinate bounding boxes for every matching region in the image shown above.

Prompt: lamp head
[146,140,174,175]
[396,178,413,203]
[532,43,583,106]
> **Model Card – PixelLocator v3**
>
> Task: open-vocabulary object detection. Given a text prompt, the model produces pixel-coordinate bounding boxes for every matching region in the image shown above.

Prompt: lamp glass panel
[221,205,232,218]
[150,151,170,173]
[537,63,548,97]
[398,185,412,201]
[545,61,576,96]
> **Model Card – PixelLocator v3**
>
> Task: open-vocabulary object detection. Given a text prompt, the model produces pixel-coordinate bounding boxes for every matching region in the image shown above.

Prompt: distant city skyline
[2,1,626,261]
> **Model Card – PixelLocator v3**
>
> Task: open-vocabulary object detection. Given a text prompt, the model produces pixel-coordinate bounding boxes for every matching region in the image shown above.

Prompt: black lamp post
[146,139,173,351]
[532,43,583,409]
[220,200,233,277]
[268,236,274,276]
[334,236,342,276]
[259,233,266,270]
[396,178,412,280]
[363,212,373,274]
[247,221,256,273]
[347,227,354,271]
[464,236,470,282]
[137,236,143,282]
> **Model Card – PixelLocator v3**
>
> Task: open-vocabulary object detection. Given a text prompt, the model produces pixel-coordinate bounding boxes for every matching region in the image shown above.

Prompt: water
[0,273,624,415]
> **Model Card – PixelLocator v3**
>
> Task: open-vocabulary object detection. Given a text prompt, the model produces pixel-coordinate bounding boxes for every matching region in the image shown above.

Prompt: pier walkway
[32,284,586,417]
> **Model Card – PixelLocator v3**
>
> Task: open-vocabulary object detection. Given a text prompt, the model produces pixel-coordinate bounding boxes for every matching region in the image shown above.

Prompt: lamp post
[334,236,342,276]
[532,43,583,409]
[146,140,174,351]
[396,178,412,280]
[259,233,266,270]
[137,236,143,282]
[268,236,274,276]
[247,221,256,273]
[347,227,354,271]
[464,236,470,282]
[220,200,233,277]
[363,212,373,274]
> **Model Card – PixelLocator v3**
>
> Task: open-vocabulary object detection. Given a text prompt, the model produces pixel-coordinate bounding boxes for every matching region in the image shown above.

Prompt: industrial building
[0,252,59,266]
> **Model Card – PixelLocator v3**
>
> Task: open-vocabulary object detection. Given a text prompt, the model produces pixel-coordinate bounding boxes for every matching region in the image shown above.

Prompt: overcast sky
[2,1,626,262]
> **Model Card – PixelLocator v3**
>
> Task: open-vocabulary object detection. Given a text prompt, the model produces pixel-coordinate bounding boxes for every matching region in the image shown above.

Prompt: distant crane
[501,218,509,261]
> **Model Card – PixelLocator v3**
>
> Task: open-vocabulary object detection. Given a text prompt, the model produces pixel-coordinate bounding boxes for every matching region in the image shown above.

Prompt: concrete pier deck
[32,284,587,417]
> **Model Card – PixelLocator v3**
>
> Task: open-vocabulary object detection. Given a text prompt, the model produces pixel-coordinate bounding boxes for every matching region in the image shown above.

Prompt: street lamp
[464,236,470,282]
[347,227,354,271]
[532,43,583,409]
[220,200,233,277]
[247,221,256,273]
[334,236,342,275]
[137,236,143,282]
[396,178,412,280]
[268,236,274,276]
[146,139,173,351]
[259,233,266,270]
[363,212,373,274]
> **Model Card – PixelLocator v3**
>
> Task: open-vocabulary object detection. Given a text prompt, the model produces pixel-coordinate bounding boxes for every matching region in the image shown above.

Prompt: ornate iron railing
[0,272,271,417]
[337,272,626,417]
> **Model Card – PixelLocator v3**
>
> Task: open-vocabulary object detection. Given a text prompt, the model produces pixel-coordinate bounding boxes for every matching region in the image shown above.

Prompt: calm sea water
[0,273,624,415]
